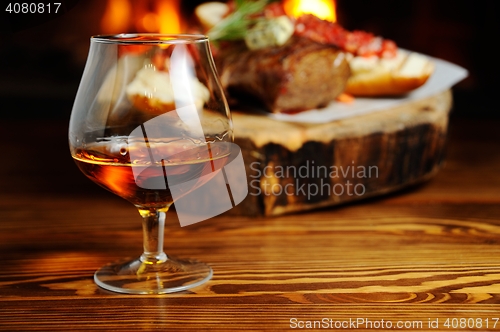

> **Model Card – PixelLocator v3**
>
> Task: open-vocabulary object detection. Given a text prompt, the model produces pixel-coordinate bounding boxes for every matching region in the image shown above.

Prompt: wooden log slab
[229,89,453,216]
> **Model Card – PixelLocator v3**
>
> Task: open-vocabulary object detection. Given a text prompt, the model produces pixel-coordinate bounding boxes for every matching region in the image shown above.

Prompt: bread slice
[345,50,434,96]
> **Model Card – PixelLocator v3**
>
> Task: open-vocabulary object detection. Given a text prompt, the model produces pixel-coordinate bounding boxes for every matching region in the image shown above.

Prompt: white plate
[267,55,468,124]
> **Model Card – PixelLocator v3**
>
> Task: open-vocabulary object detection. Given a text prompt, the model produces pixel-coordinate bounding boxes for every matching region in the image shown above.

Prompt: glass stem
[137,207,171,264]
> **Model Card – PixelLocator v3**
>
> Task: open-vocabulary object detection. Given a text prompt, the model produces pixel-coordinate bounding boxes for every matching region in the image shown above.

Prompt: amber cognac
[73,139,229,208]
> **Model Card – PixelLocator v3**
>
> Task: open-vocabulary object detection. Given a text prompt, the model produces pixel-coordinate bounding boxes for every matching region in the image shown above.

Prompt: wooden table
[0,116,499,331]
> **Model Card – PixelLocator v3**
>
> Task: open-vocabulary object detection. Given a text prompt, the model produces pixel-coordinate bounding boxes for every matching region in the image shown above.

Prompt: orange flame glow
[101,0,132,34]
[156,0,181,34]
[140,12,160,32]
[101,0,182,34]
[284,0,336,22]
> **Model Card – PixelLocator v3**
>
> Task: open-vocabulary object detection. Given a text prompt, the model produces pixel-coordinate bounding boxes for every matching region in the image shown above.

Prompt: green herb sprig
[207,0,275,41]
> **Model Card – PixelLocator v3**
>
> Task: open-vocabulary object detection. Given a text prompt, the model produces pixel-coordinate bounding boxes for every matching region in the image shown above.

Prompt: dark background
[0,0,497,198]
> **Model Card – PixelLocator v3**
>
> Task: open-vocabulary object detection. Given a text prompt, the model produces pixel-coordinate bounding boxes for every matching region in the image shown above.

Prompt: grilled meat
[216,36,350,113]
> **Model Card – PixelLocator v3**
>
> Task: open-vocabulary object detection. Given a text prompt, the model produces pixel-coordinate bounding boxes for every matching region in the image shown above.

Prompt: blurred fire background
[0,0,497,205]
[0,0,497,120]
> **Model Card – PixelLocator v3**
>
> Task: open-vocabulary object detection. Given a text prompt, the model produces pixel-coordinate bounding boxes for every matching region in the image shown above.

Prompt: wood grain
[0,117,499,331]
[231,90,452,216]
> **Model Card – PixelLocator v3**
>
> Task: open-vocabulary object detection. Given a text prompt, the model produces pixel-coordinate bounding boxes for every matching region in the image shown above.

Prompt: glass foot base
[94,256,213,294]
